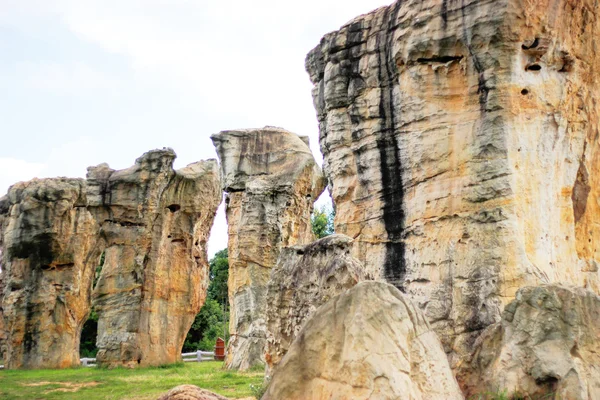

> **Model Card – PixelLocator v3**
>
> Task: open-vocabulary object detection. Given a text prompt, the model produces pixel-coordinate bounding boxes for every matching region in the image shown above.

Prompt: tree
[311,205,335,239]
[183,248,230,352]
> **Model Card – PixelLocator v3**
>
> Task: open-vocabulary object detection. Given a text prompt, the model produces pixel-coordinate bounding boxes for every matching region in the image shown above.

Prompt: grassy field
[0,361,264,400]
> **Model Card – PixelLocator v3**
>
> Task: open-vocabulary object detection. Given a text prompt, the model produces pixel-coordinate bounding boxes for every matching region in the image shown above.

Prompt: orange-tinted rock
[88,150,222,368]
[211,127,326,370]
[0,179,101,369]
[306,0,600,365]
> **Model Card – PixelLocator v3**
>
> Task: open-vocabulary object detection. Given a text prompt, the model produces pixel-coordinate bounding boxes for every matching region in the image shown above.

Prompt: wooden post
[197,350,202,362]
[214,338,225,361]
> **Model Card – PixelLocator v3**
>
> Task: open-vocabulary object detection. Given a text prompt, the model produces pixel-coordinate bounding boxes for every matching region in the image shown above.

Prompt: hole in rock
[521,89,529,95]
[521,38,539,50]
[526,64,542,71]
[167,204,181,212]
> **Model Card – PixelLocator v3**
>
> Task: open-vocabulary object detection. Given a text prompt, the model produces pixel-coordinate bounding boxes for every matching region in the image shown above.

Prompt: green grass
[0,361,263,399]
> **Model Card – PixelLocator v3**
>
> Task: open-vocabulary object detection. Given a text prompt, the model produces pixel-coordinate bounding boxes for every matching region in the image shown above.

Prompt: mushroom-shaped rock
[211,127,326,370]
[265,234,370,375]
[263,281,464,400]
[461,285,600,399]
[157,385,230,400]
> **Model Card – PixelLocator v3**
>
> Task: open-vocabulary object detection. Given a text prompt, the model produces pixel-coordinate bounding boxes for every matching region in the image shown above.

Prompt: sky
[0,0,391,257]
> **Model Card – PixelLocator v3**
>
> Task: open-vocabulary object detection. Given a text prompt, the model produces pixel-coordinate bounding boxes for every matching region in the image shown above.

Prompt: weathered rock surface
[88,150,222,368]
[306,0,600,364]
[157,385,230,400]
[0,178,101,369]
[265,234,370,375]
[263,281,464,400]
[211,127,326,370]
[462,285,600,399]
[0,258,7,363]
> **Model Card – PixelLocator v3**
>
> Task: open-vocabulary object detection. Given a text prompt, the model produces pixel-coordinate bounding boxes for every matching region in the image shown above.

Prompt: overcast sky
[0,0,391,256]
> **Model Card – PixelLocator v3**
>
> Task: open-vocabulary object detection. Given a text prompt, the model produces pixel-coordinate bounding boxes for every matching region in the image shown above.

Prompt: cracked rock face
[0,149,221,369]
[0,179,101,369]
[263,281,464,400]
[88,150,222,368]
[211,127,326,371]
[265,234,370,376]
[461,285,600,399]
[306,0,600,364]
[0,250,6,363]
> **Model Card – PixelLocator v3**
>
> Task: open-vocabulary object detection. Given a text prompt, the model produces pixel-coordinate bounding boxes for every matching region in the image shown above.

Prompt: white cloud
[0,158,47,196]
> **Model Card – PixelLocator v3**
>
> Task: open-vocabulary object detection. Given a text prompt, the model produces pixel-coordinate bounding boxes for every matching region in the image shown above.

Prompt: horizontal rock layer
[265,234,370,375]
[306,0,600,364]
[212,127,326,370]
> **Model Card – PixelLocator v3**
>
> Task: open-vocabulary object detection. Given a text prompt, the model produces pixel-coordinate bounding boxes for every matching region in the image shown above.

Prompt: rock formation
[0,149,221,369]
[306,0,600,364]
[157,385,230,400]
[265,234,369,375]
[0,178,102,369]
[462,285,600,399]
[263,281,464,400]
[88,150,222,368]
[0,254,6,363]
[211,127,326,370]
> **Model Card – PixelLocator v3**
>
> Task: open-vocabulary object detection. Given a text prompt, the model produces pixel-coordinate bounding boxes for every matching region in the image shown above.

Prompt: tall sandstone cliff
[88,150,222,368]
[306,0,600,365]
[0,150,221,369]
[211,127,326,370]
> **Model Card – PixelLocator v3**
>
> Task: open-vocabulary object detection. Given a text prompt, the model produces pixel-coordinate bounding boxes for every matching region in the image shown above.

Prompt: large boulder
[306,0,600,365]
[461,285,600,399]
[211,127,326,370]
[263,281,464,400]
[88,150,222,368]
[0,178,101,369]
[265,234,370,376]
[157,385,229,400]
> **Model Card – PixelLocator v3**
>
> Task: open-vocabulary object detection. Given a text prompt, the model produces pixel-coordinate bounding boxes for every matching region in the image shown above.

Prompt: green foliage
[79,309,98,358]
[183,248,230,352]
[0,361,263,399]
[249,381,268,399]
[311,204,335,239]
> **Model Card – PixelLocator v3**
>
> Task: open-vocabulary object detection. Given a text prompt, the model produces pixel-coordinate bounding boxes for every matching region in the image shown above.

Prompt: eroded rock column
[0,179,101,369]
[88,150,222,368]
[211,127,325,370]
[306,0,600,365]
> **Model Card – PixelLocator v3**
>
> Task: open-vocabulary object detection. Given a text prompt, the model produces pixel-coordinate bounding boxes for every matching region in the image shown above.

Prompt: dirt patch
[22,381,100,393]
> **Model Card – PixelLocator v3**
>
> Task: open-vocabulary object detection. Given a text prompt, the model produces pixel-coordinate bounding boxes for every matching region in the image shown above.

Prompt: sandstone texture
[0,261,7,363]
[88,150,222,368]
[265,234,370,375]
[0,149,221,369]
[211,127,326,370]
[461,285,600,399]
[157,385,230,400]
[306,0,600,364]
[263,281,464,400]
[0,178,101,369]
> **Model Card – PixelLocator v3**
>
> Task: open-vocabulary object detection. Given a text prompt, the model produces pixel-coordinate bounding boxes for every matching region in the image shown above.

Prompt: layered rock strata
[88,150,222,368]
[0,149,221,369]
[462,285,600,399]
[263,281,464,400]
[211,127,326,370]
[306,0,600,364]
[265,234,370,375]
[0,179,101,369]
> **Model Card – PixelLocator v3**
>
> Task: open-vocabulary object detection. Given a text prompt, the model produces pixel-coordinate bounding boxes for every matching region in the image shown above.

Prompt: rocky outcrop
[88,150,222,368]
[157,385,230,400]
[211,127,326,370]
[263,281,464,400]
[0,257,6,363]
[461,285,600,399]
[265,234,369,376]
[0,178,101,369]
[0,149,221,369]
[306,0,600,364]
